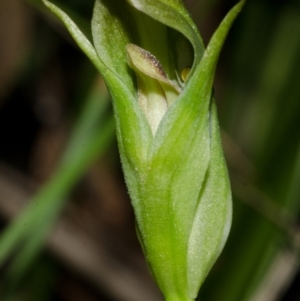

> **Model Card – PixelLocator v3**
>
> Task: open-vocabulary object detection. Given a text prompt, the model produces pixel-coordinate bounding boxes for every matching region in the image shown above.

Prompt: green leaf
[123,1,245,299]
[91,0,138,96]
[0,79,114,277]
[43,0,152,174]
[187,103,231,298]
[42,0,104,76]
[41,1,245,300]
[127,0,205,69]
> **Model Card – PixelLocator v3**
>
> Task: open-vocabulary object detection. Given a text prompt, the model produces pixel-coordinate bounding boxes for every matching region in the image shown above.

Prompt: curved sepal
[42,0,104,74]
[126,0,205,68]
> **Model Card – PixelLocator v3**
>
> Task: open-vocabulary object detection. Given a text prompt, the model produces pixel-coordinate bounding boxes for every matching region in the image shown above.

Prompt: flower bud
[126,44,180,134]
[42,0,245,300]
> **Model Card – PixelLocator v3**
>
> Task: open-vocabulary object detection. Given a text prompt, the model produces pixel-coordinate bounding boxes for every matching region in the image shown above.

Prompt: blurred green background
[0,0,300,300]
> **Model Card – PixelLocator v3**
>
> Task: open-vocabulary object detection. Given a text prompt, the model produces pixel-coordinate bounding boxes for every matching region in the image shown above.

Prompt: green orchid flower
[42,0,245,300]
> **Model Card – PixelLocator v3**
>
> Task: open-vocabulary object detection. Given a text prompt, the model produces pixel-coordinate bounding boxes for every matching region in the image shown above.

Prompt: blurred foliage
[0,0,299,300]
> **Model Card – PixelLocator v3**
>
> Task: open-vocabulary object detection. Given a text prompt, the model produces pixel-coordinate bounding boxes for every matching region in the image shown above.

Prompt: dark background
[0,0,300,300]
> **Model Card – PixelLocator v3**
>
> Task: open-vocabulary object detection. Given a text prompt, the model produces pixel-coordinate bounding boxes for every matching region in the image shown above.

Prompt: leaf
[125,1,245,299]
[91,0,138,96]
[187,102,232,298]
[42,0,153,208]
[127,0,205,69]
[0,80,115,277]
[42,0,105,76]
[41,1,245,300]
